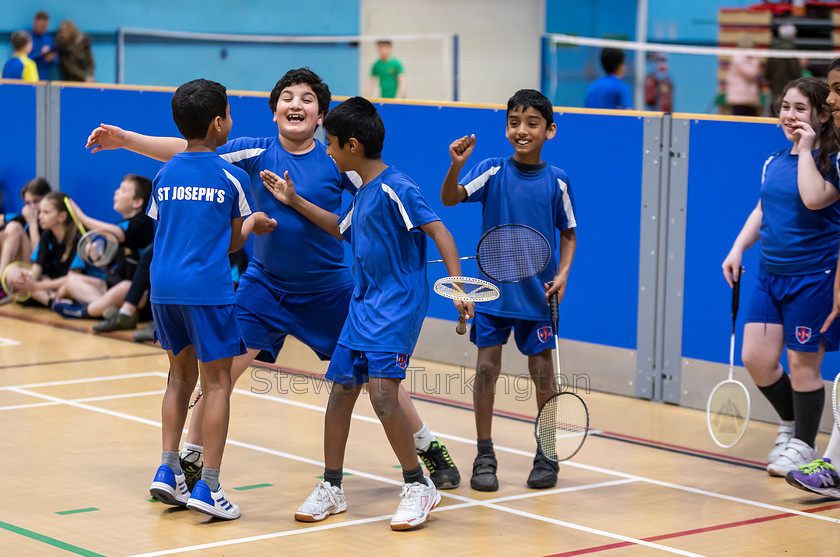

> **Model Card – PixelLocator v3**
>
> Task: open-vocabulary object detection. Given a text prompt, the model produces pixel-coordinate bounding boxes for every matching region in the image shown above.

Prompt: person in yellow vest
[2,31,39,82]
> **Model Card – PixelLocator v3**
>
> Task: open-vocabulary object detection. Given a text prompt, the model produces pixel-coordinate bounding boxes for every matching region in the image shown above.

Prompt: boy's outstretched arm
[66,198,127,242]
[261,169,343,240]
[420,220,474,319]
[86,123,187,162]
[230,212,277,253]
[546,228,576,305]
[440,134,475,206]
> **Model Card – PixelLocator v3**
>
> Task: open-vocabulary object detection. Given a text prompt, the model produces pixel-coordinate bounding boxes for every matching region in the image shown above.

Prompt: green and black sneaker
[180,456,203,492]
[418,439,460,489]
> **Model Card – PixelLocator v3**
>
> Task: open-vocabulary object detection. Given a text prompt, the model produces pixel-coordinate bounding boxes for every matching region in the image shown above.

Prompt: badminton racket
[433,276,500,302]
[534,281,589,462]
[1,262,35,302]
[707,272,751,448]
[63,197,87,236]
[77,230,120,267]
[429,224,550,283]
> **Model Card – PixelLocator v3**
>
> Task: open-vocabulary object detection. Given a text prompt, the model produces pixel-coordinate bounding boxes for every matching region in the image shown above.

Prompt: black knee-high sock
[757,373,795,421]
[793,387,825,448]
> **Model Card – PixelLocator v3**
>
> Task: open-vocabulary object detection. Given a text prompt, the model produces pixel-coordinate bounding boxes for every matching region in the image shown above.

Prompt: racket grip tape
[547,280,559,332]
[456,315,467,335]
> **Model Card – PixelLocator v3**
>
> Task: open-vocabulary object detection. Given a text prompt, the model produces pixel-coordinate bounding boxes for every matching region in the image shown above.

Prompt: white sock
[413,424,436,452]
[823,428,840,462]
[180,442,204,466]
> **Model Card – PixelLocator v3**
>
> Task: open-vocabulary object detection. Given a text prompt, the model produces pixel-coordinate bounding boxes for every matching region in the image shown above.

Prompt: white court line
[0,337,22,346]
[0,389,164,411]
[0,371,165,391]
[128,479,695,557]
[238,386,840,526]
[13,387,703,556]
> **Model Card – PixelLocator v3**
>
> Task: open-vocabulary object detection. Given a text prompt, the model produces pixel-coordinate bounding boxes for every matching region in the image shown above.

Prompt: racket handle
[456,315,467,335]
[732,273,741,322]
[547,280,559,332]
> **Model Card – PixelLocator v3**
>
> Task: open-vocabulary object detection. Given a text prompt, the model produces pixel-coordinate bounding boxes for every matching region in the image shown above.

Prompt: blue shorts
[235,265,352,361]
[325,344,411,386]
[469,311,555,356]
[743,264,840,353]
[152,303,246,363]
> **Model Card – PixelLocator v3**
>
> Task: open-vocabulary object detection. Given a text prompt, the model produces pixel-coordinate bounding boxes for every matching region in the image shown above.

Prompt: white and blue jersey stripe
[217,136,357,293]
[337,166,440,354]
[759,149,840,275]
[147,152,253,305]
[461,157,577,321]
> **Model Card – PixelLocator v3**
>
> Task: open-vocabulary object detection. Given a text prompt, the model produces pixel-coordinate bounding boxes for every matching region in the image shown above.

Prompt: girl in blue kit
[723,77,840,477]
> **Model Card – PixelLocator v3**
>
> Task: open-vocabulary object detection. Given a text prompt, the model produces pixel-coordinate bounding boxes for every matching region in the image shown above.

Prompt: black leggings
[126,244,152,307]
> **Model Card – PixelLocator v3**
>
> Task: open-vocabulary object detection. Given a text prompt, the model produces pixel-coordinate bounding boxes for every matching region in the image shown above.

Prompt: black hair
[11,30,31,51]
[268,68,331,117]
[323,96,385,159]
[506,89,554,126]
[600,48,625,75]
[171,79,228,140]
[781,77,840,177]
[123,173,152,207]
[828,57,840,76]
[21,177,51,199]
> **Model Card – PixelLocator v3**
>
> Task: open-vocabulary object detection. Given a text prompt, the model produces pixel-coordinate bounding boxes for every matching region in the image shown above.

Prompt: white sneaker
[295,481,346,522]
[185,480,241,520]
[767,438,818,477]
[767,421,794,463]
[390,477,440,531]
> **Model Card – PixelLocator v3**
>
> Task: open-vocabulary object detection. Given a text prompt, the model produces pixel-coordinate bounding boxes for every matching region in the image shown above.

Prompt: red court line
[547,502,840,556]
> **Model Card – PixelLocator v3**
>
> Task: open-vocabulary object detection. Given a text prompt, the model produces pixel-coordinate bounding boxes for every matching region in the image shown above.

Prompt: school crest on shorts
[396,353,409,369]
[796,326,812,344]
[537,326,552,343]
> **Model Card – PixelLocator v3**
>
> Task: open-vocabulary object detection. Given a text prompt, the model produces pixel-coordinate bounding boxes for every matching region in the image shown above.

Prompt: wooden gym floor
[0,304,838,557]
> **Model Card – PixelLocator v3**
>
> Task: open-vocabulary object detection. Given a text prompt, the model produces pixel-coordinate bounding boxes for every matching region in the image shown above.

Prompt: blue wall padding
[0,83,38,213]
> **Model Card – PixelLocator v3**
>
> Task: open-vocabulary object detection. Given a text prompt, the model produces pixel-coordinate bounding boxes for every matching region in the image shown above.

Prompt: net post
[452,34,459,102]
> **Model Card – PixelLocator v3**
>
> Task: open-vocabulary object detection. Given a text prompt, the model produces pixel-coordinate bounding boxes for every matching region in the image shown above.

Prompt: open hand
[86,124,128,153]
[261,170,297,205]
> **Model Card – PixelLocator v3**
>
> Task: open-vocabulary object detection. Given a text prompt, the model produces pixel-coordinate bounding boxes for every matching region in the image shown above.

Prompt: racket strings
[536,393,589,461]
[433,277,500,302]
[478,226,550,283]
[708,381,750,447]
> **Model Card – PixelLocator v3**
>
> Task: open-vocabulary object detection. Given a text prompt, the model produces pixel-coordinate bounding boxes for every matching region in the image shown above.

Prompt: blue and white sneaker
[186,480,241,520]
[149,465,190,506]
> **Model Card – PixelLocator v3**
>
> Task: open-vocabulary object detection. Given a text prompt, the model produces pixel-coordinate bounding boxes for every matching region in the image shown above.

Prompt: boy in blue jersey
[85,68,462,491]
[584,48,631,110]
[261,97,471,530]
[146,78,275,520]
[441,89,578,491]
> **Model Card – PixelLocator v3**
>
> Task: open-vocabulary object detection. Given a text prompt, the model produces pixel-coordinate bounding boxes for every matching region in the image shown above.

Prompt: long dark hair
[781,77,840,177]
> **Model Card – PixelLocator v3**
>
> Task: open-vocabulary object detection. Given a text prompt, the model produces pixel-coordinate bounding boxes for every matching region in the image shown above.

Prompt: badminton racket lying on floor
[430,223,549,334]
[534,281,589,462]
[707,271,751,448]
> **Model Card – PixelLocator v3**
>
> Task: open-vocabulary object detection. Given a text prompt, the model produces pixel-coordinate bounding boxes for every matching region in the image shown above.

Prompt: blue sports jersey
[337,166,440,353]
[147,152,253,305]
[461,157,577,320]
[759,149,840,275]
[584,75,632,110]
[217,136,357,293]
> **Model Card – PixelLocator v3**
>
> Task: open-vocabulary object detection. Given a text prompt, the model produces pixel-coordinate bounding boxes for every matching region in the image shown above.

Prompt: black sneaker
[180,457,203,492]
[526,449,559,489]
[470,453,499,492]
[93,311,139,332]
[418,440,460,489]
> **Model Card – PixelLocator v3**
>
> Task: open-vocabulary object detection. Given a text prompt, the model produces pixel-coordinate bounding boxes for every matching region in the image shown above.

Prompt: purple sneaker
[785,458,840,499]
